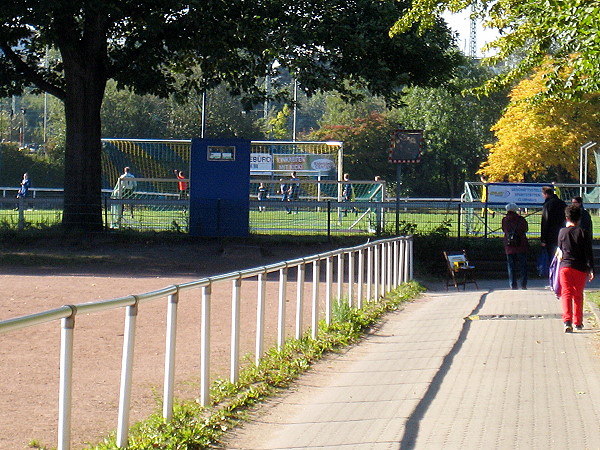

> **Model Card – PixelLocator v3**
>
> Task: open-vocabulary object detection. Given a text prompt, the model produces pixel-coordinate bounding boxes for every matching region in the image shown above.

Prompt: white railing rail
[0,236,413,450]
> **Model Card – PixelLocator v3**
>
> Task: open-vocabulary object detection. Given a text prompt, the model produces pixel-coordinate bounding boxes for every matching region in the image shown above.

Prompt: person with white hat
[502,203,529,289]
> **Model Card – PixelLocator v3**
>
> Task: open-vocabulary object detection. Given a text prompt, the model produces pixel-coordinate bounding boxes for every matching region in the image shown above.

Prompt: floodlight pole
[292,79,297,141]
[201,90,207,138]
[579,141,597,197]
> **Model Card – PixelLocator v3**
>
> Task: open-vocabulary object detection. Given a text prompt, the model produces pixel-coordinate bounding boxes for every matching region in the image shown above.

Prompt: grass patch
[586,290,600,309]
[89,281,425,449]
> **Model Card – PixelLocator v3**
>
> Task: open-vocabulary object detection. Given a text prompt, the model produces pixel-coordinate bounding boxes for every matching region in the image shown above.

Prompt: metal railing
[0,236,413,450]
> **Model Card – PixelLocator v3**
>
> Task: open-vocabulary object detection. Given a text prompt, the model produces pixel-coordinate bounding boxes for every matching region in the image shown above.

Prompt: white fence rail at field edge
[0,235,413,450]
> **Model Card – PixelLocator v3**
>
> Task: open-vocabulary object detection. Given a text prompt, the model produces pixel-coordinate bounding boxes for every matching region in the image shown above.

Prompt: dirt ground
[0,237,342,449]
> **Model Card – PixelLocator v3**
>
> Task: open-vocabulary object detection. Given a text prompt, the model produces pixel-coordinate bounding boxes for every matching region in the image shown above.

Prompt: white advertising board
[250,153,273,174]
[486,183,548,206]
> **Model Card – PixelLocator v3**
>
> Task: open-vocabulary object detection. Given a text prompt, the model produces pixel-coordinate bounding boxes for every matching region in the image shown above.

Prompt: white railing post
[394,240,399,287]
[367,245,372,301]
[348,251,354,307]
[58,313,75,450]
[311,260,320,339]
[386,242,394,292]
[409,237,414,280]
[277,268,288,350]
[230,278,242,383]
[374,245,379,300]
[116,302,139,449]
[255,272,267,365]
[399,239,406,284]
[295,264,306,340]
[163,290,179,420]
[382,242,387,294]
[357,248,364,309]
[326,256,333,325]
[200,284,211,406]
[337,253,344,302]
[380,242,386,296]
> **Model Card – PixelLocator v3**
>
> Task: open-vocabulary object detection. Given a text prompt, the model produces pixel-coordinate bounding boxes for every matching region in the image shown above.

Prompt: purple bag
[549,255,561,298]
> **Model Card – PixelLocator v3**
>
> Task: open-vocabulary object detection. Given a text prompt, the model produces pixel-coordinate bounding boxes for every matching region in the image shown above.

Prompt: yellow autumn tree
[480,63,600,182]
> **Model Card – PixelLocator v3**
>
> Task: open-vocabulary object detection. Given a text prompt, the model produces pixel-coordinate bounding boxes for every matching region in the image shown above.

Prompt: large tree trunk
[60,25,108,231]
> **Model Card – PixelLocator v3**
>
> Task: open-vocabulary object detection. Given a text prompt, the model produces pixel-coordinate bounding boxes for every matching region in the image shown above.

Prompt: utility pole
[468,2,478,58]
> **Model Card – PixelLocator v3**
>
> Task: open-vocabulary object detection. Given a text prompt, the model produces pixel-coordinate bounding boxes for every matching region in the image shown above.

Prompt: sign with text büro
[250,153,273,174]
[485,183,547,206]
[389,129,423,163]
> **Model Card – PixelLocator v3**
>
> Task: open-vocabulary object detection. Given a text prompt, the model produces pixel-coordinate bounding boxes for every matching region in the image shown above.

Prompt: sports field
[1,199,545,238]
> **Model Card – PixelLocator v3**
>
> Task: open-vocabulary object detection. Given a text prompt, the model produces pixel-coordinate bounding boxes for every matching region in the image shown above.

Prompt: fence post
[58,313,75,450]
[408,237,414,281]
[348,251,354,307]
[380,242,386,295]
[295,263,305,340]
[325,256,333,325]
[357,248,364,309]
[386,242,392,293]
[393,240,399,287]
[399,239,406,283]
[367,245,372,301]
[327,201,331,240]
[373,245,379,300]
[200,284,211,406]
[116,301,139,449]
[230,277,242,383]
[163,290,179,420]
[311,260,320,339]
[337,253,344,301]
[277,268,288,350]
[255,272,267,365]
[457,203,461,241]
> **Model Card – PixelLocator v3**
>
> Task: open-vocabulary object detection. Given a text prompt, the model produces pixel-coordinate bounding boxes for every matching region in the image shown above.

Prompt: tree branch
[0,42,66,101]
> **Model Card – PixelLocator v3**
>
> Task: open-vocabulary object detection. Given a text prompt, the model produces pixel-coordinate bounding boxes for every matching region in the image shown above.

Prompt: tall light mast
[468,3,478,58]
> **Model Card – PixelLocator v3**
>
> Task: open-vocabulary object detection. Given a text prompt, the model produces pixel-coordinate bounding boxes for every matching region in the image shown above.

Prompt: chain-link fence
[3,182,597,238]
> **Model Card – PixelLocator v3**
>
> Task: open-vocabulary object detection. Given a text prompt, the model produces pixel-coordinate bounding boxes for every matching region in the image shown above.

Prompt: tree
[307,61,506,196]
[480,64,600,182]
[308,111,394,181]
[392,0,600,99]
[0,0,460,230]
[388,62,507,197]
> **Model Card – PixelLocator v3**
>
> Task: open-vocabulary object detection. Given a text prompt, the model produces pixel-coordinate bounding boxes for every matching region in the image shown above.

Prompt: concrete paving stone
[223,282,600,449]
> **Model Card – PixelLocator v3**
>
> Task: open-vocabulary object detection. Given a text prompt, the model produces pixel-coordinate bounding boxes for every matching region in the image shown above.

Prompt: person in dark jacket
[571,196,592,236]
[502,203,529,289]
[557,205,595,332]
[541,186,567,258]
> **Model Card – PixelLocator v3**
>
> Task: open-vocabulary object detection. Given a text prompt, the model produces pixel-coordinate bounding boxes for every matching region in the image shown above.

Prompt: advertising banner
[274,154,307,172]
[273,154,336,175]
[485,183,547,206]
[250,153,273,174]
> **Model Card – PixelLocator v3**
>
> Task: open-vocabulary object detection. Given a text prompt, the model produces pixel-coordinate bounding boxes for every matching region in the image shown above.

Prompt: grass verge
[88,281,425,449]
[586,290,600,308]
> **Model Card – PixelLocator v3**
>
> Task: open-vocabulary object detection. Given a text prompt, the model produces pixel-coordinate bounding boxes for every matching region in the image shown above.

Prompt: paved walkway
[224,279,600,449]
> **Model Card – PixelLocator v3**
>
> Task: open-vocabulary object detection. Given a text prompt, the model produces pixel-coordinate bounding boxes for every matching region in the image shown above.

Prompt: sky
[443,10,499,58]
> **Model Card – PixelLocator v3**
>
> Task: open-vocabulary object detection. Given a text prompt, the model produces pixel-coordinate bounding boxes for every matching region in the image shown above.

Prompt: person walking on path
[502,203,529,290]
[541,186,567,258]
[557,204,595,333]
[571,196,592,236]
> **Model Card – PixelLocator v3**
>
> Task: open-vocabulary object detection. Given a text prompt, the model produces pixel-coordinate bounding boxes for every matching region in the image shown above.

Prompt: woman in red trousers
[557,205,595,333]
